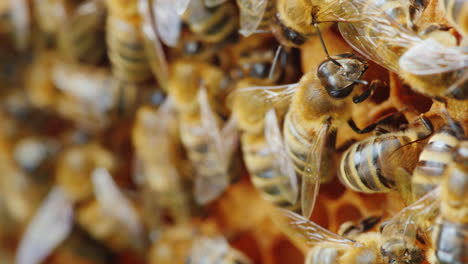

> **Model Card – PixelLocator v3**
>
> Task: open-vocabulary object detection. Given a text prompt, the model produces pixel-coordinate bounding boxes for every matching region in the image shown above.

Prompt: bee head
[317,53,368,99]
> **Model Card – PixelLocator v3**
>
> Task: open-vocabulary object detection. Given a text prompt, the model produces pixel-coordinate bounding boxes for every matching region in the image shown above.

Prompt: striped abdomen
[242,132,301,212]
[106,15,153,83]
[57,1,105,64]
[183,1,238,43]
[434,220,468,264]
[339,132,423,193]
[441,0,468,36]
[412,128,459,199]
[283,113,334,183]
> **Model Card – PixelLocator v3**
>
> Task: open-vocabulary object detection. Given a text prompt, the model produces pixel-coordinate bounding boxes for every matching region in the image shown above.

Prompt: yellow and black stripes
[339,130,426,193]
[106,15,153,83]
[242,132,301,212]
[183,1,238,43]
[412,127,459,199]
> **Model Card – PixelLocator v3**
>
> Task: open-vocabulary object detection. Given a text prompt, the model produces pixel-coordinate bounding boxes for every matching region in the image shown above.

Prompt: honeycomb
[0,0,467,264]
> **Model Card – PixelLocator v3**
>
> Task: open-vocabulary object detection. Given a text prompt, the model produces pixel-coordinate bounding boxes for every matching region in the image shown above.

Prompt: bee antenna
[268,45,283,80]
[312,22,342,67]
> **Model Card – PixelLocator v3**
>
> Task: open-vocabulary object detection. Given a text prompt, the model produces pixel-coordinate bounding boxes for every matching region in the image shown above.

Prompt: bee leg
[312,22,341,67]
[348,111,402,134]
[352,80,381,104]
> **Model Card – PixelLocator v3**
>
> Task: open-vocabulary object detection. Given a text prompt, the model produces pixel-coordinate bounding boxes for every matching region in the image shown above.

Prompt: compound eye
[270,15,306,48]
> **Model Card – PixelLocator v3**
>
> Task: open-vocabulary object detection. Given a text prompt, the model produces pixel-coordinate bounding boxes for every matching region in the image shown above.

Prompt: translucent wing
[381,188,440,246]
[338,15,421,73]
[400,39,468,75]
[194,87,230,204]
[16,188,74,264]
[272,209,359,248]
[235,82,299,110]
[203,0,227,7]
[175,0,191,15]
[301,121,330,218]
[139,0,169,89]
[92,168,143,240]
[238,0,268,37]
[153,0,181,47]
[313,0,370,22]
[265,109,298,204]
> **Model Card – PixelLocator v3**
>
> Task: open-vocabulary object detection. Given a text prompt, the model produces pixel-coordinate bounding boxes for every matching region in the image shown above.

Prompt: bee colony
[0,0,466,263]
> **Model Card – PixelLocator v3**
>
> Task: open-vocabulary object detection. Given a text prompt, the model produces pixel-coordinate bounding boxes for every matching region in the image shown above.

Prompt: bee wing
[92,167,143,240]
[138,0,170,89]
[203,0,227,7]
[222,115,240,161]
[338,15,421,73]
[175,0,191,15]
[236,82,299,110]
[272,208,358,248]
[238,0,268,37]
[16,188,74,264]
[265,109,299,204]
[194,87,230,204]
[400,39,468,75]
[153,0,182,47]
[381,188,440,246]
[301,121,330,218]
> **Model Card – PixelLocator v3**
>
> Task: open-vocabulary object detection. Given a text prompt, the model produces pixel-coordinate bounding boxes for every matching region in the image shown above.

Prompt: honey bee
[106,0,154,83]
[439,0,468,38]
[16,165,144,264]
[236,0,276,37]
[51,57,141,130]
[431,139,468,264]
[56,0,106,64]
[336,0,468,99]
[132,100,191,231]
[181,0,238,44]
[274,188,440,264]
[338,116,434,198]
[187,235,252,264]
[412,122,465,201]
[168,60,239,205]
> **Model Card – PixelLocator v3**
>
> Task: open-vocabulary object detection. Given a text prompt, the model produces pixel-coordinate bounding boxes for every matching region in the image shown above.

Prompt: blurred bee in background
[338,115,434,202]
[412,119,465,201]
[56,0,107,65]
[187,235,252,264]
[17,161,145,264]
[274,188,440,264]
[132,100,192,234]
[431,138,468,264]
[106,0,154,84]
[168,58,239,205]
[50,56,146,130]
[337,0,467,100]
[229,35,301,211]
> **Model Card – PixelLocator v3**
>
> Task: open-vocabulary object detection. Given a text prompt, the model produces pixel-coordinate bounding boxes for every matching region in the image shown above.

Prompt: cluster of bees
[0,0,466,263]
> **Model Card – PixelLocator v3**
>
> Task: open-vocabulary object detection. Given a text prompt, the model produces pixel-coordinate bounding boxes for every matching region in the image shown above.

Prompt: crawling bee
[274,188,440,264]
[168,59,239,205]
[338,115,434,198]
[132,100,191,231]
[431,138,468,264]
[241,52,396,217]
[337,0,467,99]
